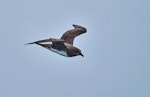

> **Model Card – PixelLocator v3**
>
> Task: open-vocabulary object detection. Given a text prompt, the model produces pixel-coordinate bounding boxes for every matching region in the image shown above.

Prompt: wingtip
[72,24,87,32]
[24,42,35,45]
[72,24,82,28]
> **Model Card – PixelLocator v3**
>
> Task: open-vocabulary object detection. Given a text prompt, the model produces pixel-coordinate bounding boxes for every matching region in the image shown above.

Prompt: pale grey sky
[0,0,150,97]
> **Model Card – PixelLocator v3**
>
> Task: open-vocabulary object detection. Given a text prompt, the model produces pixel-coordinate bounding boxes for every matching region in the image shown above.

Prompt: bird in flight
[26,24,87,57]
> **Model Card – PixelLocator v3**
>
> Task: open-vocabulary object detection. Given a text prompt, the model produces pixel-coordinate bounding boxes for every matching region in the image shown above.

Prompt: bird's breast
[49,48,68,57]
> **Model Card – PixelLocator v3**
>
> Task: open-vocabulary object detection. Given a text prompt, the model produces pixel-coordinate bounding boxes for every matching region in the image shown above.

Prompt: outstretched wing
[50,38,67,51]
[61,24,87,45]
[26,38,64,44]
[26,38,67,51]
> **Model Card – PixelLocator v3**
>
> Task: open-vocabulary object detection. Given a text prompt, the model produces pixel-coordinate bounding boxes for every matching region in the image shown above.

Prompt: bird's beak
[79,53,84,57]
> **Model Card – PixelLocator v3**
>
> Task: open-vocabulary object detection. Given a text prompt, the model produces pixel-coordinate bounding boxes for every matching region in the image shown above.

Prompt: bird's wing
[26,38,64,44]
[50,38,67,51]
[61,24,87,45]
[26,38,67,51]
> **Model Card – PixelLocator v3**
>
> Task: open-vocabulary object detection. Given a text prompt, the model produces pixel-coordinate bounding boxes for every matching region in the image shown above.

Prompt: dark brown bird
[26,24,87,57]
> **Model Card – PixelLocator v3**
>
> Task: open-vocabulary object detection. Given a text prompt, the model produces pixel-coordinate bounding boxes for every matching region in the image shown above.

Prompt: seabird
[26,24,87,57]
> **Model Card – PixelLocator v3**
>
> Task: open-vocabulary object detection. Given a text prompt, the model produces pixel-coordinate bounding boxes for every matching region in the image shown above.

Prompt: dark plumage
[26,24,87,57]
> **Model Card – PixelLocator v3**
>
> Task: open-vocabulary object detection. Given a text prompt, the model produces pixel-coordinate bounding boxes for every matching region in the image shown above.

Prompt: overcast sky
[0,0,150,97]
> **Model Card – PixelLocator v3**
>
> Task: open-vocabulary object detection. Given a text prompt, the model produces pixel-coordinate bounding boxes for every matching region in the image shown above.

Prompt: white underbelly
[49,48,68,57]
